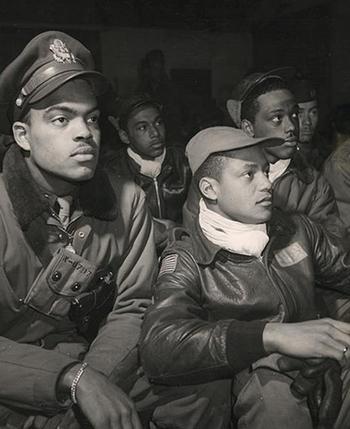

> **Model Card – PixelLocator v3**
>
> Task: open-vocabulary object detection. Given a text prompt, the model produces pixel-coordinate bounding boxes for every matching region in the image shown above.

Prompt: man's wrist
[263,322,281,353]
[56,362,82,402]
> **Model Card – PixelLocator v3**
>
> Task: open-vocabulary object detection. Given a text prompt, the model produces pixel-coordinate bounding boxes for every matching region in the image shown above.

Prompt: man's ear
[12,122,31,151]
[118,129,130,145]
[241,119,255,137]
[199,177,219,202]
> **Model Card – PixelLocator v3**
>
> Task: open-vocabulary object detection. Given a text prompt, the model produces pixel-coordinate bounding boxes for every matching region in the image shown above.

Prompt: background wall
[100,27,252,104]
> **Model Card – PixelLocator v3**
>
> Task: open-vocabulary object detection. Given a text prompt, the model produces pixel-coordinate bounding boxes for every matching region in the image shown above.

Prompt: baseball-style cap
[289,78,317,104]
[117,93,162,130]
[227,67,295,128]
[186,126,284,173]
[0,31,109,134]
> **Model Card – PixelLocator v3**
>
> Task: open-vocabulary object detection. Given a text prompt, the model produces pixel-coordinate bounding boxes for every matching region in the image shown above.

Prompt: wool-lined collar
[2,144,118,230]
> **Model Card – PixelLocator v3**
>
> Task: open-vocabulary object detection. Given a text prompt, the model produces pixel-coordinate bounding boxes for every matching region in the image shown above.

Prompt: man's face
[251,89,299,160]
[298,100,318,143]
[126,106,166,159]
[22,92,100,184]
[211,146,272,224]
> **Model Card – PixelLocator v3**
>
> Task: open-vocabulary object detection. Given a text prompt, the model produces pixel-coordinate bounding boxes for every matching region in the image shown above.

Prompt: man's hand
[263,318,350,363]
[59,365,141,429]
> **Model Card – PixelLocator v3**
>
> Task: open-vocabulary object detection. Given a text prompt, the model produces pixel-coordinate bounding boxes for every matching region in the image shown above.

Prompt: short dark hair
[194,150,238,190]
[241,79,290,123]
[118,94,162,132]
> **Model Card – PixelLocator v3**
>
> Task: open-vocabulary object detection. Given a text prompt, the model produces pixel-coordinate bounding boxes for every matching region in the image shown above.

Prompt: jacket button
[71,282,81,291]
[78,231,85,238]
[52,271,62,281]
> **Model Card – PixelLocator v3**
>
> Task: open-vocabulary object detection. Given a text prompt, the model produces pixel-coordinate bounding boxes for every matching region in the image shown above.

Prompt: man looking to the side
[140,126,350,429]
[0,31,157,428]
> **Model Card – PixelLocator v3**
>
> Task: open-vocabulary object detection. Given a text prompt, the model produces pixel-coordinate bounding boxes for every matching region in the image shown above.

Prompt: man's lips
[283,138,298,147]
[257,196,272,206]
[71,146,97,156]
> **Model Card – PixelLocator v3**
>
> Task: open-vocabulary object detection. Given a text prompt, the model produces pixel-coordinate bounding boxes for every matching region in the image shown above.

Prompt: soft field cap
[227,67,295,127]
[290,78,317,103]
[0,31,109,134]
[186,126,284,173]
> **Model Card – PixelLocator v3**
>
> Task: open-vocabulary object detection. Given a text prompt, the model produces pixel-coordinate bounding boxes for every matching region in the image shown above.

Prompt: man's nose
[260,173,272,192]
[74,118,93,139]
[302,113,311,125]
[149,124,160,138]
[285,116,296,132]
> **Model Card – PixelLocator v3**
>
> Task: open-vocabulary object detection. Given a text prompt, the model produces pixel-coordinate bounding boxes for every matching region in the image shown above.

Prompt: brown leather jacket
[140,211,350,386]
[105,146,191,224]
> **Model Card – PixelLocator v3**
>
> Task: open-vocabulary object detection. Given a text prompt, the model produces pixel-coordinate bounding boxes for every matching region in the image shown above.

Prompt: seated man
[0,31,157,428]
[289,76,331,169]
[103,94,191,252]
[184,69,341,236]
[140,126,350,429]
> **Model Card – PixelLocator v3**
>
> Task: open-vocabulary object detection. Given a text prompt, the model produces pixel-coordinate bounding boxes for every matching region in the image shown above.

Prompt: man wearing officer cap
[140,126,350,429]
[0,31,157,428]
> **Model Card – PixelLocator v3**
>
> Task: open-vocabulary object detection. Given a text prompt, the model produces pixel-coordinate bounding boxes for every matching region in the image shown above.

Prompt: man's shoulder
[106,170,146,210]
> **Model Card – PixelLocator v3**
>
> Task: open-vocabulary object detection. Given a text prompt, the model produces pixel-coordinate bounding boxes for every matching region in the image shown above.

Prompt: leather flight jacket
[105,146,191,224]
[140,210,350,386]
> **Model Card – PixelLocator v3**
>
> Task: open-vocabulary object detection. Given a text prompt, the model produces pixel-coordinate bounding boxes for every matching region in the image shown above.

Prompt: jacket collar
[189,209,296,266]
[288,150,315,184]
[2,144,118,230]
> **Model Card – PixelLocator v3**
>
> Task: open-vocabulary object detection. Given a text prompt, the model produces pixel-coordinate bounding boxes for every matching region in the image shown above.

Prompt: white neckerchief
[199,199,269,258]
[127,147,166,178]
[268,158,291,183]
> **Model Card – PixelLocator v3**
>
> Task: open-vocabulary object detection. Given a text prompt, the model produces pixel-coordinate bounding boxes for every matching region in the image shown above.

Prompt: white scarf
[199,199,269,258]
[268,158,291,183]
[127,147,166,178]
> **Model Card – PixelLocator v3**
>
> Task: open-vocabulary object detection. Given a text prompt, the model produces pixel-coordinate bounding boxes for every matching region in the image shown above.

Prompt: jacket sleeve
[298,215,350,292]
[323,148,350,227]
[85,182,157,380]
[306,171,345,231]
[0,336,77,413]
[140,246,267,385]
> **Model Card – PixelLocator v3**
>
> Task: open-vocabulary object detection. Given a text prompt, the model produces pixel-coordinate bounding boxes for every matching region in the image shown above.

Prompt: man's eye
[137,125,147,132]
[271,115,282,125]
[243,171,253,179]
[291,112,298,120]
[155,119,164,127]
[52,117,68,126]
[87,115,99,124]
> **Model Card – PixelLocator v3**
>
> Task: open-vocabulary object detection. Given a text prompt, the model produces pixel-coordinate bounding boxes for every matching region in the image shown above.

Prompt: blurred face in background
[298,99,319,143]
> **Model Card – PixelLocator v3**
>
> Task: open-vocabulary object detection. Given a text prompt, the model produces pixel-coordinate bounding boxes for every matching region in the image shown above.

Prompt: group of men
[0,30,350,429]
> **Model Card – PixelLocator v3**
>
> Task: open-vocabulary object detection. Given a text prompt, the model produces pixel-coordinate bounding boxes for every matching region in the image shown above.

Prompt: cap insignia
[49,39,76,64]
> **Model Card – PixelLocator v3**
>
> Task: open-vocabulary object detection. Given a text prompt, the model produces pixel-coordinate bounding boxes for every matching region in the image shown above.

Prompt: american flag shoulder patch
[158,254,178,277]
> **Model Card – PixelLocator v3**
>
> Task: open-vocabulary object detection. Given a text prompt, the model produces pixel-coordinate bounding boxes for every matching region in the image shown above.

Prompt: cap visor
[29,70,109,104]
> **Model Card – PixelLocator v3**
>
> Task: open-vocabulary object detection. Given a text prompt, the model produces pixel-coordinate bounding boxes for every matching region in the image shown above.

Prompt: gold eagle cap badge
[49,39,77,64]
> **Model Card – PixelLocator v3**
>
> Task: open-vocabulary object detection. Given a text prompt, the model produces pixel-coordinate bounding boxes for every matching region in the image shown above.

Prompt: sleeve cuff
[226,320,268,372]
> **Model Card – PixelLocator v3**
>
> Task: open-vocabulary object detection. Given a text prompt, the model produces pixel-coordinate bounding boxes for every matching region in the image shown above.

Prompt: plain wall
[100,27,252,103]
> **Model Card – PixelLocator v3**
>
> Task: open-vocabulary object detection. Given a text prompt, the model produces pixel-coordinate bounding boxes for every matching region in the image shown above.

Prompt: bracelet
[70,362,88,404]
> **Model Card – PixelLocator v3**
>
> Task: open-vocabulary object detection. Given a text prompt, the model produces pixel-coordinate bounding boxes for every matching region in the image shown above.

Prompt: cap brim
[29,70,109,104]
[242,66,296,101]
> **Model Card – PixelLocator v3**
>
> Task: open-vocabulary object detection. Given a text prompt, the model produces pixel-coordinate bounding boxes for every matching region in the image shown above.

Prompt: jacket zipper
[153,177,162,218]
